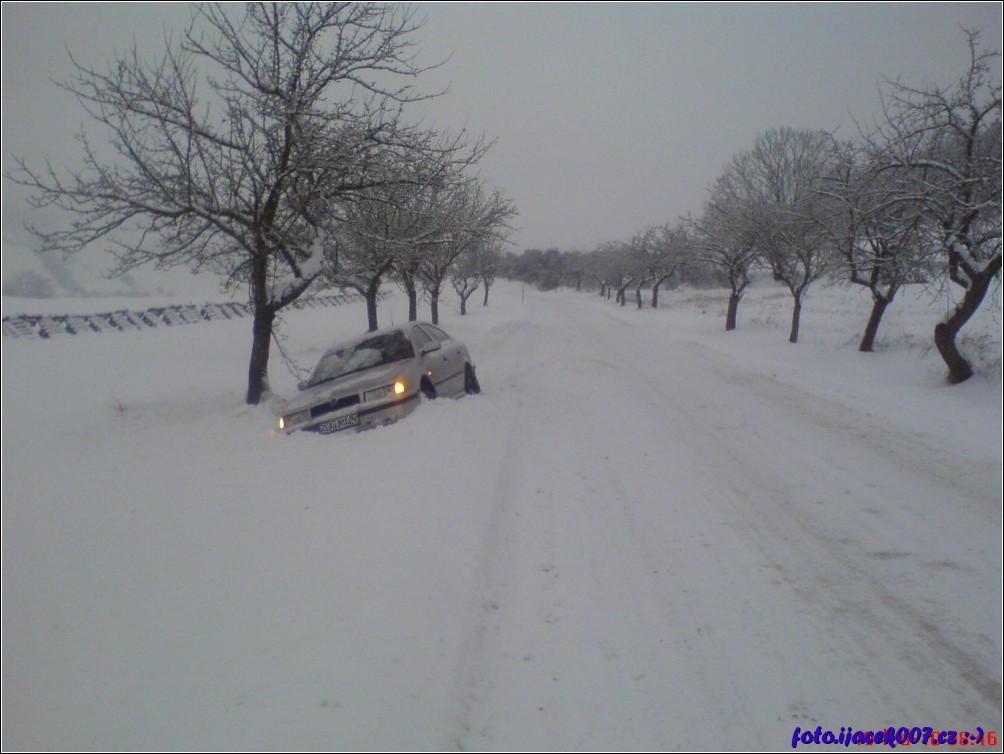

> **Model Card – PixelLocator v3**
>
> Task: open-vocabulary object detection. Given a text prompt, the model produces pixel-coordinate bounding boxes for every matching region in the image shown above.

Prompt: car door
[417,324,465,395]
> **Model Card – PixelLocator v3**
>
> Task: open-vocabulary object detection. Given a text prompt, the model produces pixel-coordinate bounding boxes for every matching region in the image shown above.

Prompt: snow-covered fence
[2,292,377,340]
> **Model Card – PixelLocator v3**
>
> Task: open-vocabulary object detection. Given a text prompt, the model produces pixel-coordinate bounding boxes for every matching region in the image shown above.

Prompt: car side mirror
[421,342,442,355]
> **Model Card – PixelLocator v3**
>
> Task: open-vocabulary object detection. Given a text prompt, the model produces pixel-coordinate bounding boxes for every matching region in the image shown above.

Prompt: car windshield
[307,330,415,387]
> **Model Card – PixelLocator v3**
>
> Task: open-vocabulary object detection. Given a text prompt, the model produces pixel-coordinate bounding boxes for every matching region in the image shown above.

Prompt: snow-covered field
[2,279,1001,751]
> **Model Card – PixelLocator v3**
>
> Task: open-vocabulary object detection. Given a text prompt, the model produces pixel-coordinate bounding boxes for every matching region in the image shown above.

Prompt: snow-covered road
[448,291,1000,750]
[2,282,1000,750]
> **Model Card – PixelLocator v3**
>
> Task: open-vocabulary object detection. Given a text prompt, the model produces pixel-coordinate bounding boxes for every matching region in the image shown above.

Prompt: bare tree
[6,3,472,404]
[475,239,505,306]
[394,245,426,321]
[694,154,761,331]
[739,127,838,343]
[390,184,441,322]
[591,241,638,307]
[816,139,935,352]
[449,245,481,316]
[870,30,1001,382]
[626,234,654,309]
[562,250,590,293]
[687,206,757,331]
[651,225,687,309]
[418,178,515,324]
[580,249,612,299]
[627,225,682,309]
[329,180,410,332]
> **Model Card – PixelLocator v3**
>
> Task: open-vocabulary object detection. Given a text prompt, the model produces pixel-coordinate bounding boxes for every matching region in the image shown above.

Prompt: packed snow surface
[2,280,1001,750]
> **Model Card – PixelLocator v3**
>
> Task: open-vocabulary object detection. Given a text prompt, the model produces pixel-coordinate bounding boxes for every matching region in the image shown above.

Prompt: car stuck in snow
[276,322,480,435]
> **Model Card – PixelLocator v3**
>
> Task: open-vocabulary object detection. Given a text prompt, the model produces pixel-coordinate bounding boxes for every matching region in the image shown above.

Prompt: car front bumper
[292,391,420,435]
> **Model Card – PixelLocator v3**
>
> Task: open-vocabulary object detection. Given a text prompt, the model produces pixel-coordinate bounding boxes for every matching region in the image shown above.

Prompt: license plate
[318,414,360,434]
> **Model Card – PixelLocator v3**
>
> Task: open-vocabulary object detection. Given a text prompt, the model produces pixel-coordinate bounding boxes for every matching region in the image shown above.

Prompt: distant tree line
[502,30,1001,384]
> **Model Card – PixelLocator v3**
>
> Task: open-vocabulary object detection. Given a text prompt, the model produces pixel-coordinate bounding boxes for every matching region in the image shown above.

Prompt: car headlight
[364,380,406,402]
[278,409,310,431]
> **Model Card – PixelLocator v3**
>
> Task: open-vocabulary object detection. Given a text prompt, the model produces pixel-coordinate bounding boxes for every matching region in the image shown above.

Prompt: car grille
[310,394,361,419]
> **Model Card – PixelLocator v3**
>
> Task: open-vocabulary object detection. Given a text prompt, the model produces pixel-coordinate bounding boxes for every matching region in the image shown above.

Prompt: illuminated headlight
[278,409,310,431]
[364,380,406,402]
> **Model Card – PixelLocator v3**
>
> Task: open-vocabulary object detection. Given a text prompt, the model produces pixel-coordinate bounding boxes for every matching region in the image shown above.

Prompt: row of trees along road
[503,30,1000,385]
[7,3,515,405]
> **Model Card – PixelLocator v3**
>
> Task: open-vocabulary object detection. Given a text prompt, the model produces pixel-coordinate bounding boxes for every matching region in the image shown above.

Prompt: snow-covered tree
[6,3,479,404]
[449,246,482,316]
[738,127,840,343]
[418,178,516,324]
[625,226,681,310]
[329,182,409,333]
[474,239,505,306]
[869,30,1001,382]
[816,139,936,352]
[591,242,638,307]
[687,162,759,331]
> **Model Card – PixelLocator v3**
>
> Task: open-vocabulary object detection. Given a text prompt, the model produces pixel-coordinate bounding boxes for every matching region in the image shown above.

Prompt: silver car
[277,322,481,435]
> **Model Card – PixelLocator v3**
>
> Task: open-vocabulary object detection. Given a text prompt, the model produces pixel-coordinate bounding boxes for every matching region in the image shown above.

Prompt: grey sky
[2,2,1001,267]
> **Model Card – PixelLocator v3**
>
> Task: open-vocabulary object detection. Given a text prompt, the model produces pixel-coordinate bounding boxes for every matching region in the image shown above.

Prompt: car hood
[280,360,413,414]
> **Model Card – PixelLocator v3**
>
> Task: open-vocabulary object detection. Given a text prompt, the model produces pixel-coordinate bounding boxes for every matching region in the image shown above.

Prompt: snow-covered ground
[2,279,1001,751]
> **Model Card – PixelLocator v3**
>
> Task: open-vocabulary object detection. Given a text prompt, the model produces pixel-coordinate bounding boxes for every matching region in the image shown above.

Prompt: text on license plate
[318,414,360,434]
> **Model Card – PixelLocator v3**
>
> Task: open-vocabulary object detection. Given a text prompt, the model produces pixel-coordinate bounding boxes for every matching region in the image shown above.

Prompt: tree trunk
[788,292,802,344]
[934,256,1002,383]
[651,273,672,309]
[429,281,441,325]
[635,285,644,309]
[244,254,273,407]
[858,293,891,353]
[402,275,419,321]
[725,291,741,331]
[934,323,974,384]
[246,255,274,405]
[364,279,381,332]
[483,281,491,306]
[246,306,275,404]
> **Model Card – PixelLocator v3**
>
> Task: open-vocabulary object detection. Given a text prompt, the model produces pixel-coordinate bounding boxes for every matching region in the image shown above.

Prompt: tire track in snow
[446,394,524,750]
[585,301,1001,728]
[444,316,550,750]
[447,300,777,749]
[699,354,1002,716]
[446,290,1000,749]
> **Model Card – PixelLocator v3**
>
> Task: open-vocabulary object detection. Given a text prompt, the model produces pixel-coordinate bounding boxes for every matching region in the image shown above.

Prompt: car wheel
[464,364,481,395]
[421,377,437,400]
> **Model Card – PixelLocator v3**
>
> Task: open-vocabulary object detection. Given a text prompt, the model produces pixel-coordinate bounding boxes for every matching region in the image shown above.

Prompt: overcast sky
[2,2,1001,274]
